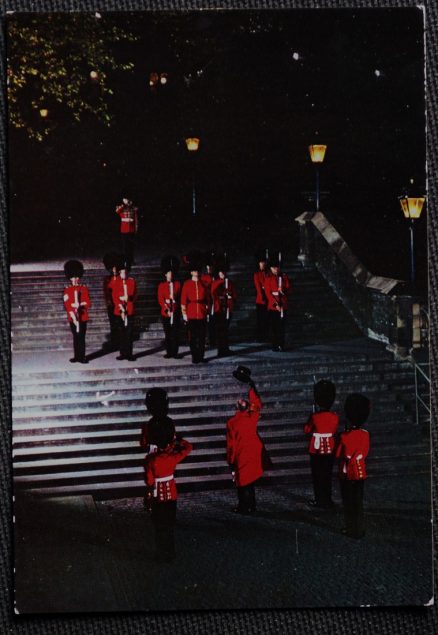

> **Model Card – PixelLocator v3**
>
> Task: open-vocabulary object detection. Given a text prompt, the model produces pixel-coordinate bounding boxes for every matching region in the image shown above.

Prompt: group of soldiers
[62,247,292,364]
[139,368,370,562]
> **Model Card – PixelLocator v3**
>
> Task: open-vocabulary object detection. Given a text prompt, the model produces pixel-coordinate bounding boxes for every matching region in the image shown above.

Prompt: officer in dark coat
[102,252,120,351]
[158,255,181,359]
[304,380,340,508]
[63,260,91,364]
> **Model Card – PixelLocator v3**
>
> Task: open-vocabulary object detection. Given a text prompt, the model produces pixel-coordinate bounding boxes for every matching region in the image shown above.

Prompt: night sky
[8,9,426,290]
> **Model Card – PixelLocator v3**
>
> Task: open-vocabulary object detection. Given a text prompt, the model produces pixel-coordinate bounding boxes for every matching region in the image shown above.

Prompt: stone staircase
[11,258,430,499]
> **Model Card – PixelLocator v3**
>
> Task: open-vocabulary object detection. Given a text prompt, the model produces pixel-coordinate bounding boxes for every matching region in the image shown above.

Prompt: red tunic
[103,274,117,308]
[200,273,214,289]
[111,277,137,317]
[157,280,181,318]
[265,273,291,312]
[226,388,267,487]
[145,439,192,501]
[116,204,138,234]
[181,279,209,320]
[211,278,237,314]
[63,285,91,323]
[304,411,340,454]
[336,429,370,480]
[253,270,268,305]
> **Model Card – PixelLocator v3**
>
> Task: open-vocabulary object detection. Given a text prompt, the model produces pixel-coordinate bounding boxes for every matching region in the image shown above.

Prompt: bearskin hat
[145,387,169,417]
[148,416,175,450]
[64,260,84,279]
[344,393,370,427]
[269,250,283,268]
[214,252,230,275]
[254,248,269,264]
[314,380,336,410]
[103,252,119,273]
[114,254,131,273]
[161,255,180,275]
[232,365,252,384]
[182,250,204,272]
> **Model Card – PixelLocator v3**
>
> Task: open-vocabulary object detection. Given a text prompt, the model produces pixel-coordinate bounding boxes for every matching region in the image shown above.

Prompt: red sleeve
[81,286,91,309]
[145,458,155,487]
[353,431,370,460]
[116,205,123,216]
[253,272,262,294]
[282,274,291,294]
[140,423,149,448]
[173,439,193,464]
[304,413,314,435]
[63,288,71,312]
[226,420,236,466]
[181,282,188,307]
[249,387,262,412]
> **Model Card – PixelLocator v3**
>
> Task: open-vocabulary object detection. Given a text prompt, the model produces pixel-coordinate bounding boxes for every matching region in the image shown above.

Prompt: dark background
[1,1,437,633]
[8,8,427,291]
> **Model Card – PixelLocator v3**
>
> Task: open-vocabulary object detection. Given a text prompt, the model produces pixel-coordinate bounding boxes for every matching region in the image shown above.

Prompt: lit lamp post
[185,137,200,216]
[398,194,426,285]
[308,144,327,212]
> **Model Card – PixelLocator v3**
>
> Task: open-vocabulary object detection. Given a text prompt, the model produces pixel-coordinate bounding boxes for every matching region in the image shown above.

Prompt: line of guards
[140,371,370,562]
[62,248,291,364]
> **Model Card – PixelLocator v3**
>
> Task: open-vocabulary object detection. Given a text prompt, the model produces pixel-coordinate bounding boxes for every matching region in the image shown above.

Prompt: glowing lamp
[149,72,159,87]
[309,144,327,163]
[90,70,99,81]
[185,137,200,152]
[399,196,425,220]
[39,108,49,118]
[160,73,168,85]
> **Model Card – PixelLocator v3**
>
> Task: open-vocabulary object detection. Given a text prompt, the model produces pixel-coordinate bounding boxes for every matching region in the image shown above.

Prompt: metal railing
[413,361,430,426]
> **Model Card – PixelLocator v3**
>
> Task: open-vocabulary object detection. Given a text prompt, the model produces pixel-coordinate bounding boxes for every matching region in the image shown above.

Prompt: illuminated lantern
[308,144,327,164]
[90,70,99,81]
[185,137,200,152]
[398,195,425,220]
[149,72,159,87]
[160,73,168,85]
[39,108,49,118]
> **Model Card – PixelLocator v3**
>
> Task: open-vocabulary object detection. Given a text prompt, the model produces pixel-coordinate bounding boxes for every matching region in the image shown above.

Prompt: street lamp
[39,108,49,118]
[185,137,200,215]
[398,194,426,285]
[308,144,327,212]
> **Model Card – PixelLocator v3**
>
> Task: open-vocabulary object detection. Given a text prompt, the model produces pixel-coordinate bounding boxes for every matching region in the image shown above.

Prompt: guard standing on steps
[115,195,138,263]
[63,260,91,364]
[111,256,137,361]
[201,251,216,348]
[181,251,210,364]
[158,255,181,359]
[336,393,370,539]
[211,254,236,357]
[102,252,120,351]
[144,424,192,562]
[226,366,273,514]
[253,249,269,342]
[304,379,340,509]
[265,252,291,352]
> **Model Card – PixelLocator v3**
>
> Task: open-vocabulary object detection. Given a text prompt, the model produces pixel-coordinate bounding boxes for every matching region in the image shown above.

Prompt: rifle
[225,277,231,320]
[119,279,128,327]
[73,287,82,333]
[168,281,175,326]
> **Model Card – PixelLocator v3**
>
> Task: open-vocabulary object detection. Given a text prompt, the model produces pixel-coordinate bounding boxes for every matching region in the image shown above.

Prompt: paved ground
[14,473,432,614]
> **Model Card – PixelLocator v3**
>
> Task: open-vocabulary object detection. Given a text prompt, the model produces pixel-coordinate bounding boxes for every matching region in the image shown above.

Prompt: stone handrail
[295,211,422,358]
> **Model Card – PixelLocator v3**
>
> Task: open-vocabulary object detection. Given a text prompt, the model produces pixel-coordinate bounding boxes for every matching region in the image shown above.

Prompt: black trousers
[106,307,119,349]
[151,500,177,558]
[207,313,216,347]
[118,315,134,358]
[237,481,257,512]
[215,312,231,354]
[256,304,269,341]
[69,322,87,361]
[340,479,365,538]
[188,319,206,362]
[162,315,180,356]
[269,310,286,349]
[121,233,135,263]
[310,453,335,506]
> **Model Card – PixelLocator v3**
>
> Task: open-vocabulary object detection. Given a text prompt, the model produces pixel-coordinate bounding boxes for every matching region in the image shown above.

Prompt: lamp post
[185,137,200,216]
[308,144,327,212]
[398,194,426,285]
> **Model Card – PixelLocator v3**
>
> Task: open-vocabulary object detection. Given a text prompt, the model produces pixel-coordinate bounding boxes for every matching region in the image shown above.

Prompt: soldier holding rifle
[211,253,236,358]
[111,256,137,361]
[158,255,181,359]
[181,250,210,364]
[253,249,269,342]
[63,260,91,364]
[265,251,291,352]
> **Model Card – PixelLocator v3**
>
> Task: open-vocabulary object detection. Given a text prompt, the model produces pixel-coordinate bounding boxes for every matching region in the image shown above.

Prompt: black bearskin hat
[233,365,252,384]
[64,260,84,279]
[214,252,230,275]
[203,250,216,269]
[269,250,283,268]
[161,255,180,275]
[149,416,175,450]
[103,252,119,273]
[145,387,169,417]
[344,393,370,427]
[182,250,204,272]
[314,380,336,410]
[114,254,131,273]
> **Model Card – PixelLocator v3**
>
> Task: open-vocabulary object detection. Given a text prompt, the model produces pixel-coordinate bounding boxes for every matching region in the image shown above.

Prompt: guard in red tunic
[201,251,216,348]
[158,255,181,359]
[304,380,340,508]
[336,393,371,539]
[211,254,237,357]
[253,249,269,342]
[145,424,192,562]
[111,257,137,361]
[264,252,291,352]
[226,365,272,514]
[181,251,209,364]
[115,195,138,263]
[102,252,120,351]
[63,260,91,364]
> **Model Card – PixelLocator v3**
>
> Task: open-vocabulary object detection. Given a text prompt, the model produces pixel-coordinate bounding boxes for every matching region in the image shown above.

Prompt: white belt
[313,432,333,451]
[121,218,134,222]
[154,474,174,497]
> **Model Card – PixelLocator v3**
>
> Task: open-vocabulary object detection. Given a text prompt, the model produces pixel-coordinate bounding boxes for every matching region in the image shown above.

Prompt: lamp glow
[309,144,327,163]
[39,108,48,118]
[399,196,425,220]
[185,137,200,152]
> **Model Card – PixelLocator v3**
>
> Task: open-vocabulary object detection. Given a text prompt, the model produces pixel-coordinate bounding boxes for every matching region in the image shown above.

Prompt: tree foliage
[7,13,137,141]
